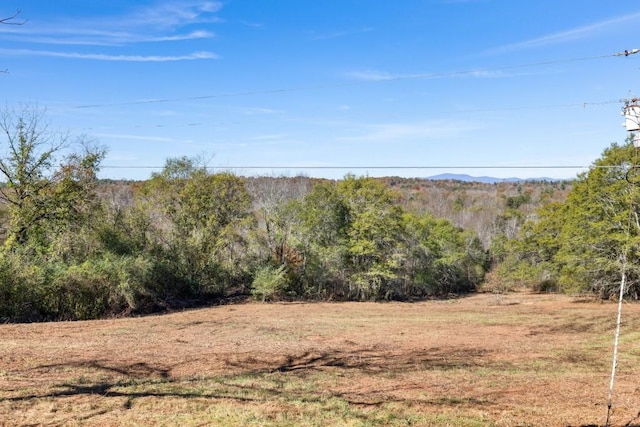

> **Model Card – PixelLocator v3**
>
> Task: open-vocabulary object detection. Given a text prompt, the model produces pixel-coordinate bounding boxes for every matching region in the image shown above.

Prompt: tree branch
[1,10,27,25]
[1,10,28,74]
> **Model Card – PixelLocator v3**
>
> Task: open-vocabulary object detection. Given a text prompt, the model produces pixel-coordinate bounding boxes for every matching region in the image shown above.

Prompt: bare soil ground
[1,291,640,426]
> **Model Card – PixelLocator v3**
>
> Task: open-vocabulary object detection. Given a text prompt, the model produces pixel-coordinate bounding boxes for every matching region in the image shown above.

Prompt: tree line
[1,107,635,322]
[498,141,640,299]
[0,107,488,322]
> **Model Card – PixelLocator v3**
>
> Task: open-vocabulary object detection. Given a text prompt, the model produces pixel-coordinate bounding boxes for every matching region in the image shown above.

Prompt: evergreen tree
[501,142,640,298]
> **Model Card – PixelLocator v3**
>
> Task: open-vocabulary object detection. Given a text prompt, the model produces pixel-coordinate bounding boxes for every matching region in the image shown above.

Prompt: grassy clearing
[1,372,493,426]
[1,292,640,426]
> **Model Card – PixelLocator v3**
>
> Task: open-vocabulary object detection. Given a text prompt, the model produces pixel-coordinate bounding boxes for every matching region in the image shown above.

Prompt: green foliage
[500,142,640,298]
[0,249,165,321]
[403,213,487,296]
[46,260,118,320]
[292,176,404,300]
[505,193,531,210]
[0,251,49,322]
[338,175,405,300]
[96,203,151,257]
[0,124,491,321]
[251,265,290,301]
[0,107,106,248]
[289,175,488,301]
[140,159,253,295]
[497,201,565,286]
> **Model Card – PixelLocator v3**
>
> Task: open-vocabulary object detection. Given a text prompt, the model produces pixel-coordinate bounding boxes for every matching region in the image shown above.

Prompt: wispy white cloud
[96,133,193,143]
[310,27,373,41]
[249,133,290,141]
[0,0,223,46]
[464,70,511,78]
[238,107,283,115]
[240,21,265,29]
[489,12,640,54]
[0,29,215,46]
[0,48,217,62]
[339,120,478,142]
[128,1,223,28]
[345,70,399,82]
[0,0,223,62]
[345,68,514,82]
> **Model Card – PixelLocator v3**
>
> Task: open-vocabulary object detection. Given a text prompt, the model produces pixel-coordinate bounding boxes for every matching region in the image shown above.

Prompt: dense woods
[499,141,640,299]
[1,107,638,322]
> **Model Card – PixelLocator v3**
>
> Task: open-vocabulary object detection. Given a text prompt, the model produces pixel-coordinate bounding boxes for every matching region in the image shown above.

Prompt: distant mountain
[426,173,562,184]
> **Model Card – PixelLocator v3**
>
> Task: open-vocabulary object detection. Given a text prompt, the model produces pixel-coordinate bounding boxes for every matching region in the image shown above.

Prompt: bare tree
[1,10,27,73]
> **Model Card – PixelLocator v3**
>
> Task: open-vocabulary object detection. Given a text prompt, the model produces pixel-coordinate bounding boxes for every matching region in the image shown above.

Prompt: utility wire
[439,99,622,114]
[74,99,622,133]
[98,164,620,171]
[74,50,632,109]
[87,48,640,175]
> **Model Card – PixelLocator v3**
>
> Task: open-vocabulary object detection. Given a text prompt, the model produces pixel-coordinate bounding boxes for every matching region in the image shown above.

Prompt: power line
[73,99,623,133]
[99,165,615,171]
[449,99,622,113]
[74,50,631,109]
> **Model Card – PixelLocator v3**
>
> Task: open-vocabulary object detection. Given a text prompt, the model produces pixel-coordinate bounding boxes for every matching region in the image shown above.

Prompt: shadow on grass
[34,360,172,379]
[570,410,640,427]
[2,347,490,405]
[4,348,637,426]
[574,424,640,427]
[225,346,490,375]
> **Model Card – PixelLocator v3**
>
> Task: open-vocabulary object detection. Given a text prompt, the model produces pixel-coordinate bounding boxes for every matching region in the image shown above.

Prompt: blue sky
[1,0,639,180]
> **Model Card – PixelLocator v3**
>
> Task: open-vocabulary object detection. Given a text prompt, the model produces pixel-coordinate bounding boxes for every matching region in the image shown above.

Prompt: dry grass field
[1,291,640,426]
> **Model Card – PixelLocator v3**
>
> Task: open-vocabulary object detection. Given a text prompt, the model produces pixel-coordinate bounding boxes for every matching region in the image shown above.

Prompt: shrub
[0,252,51,322]
[0,252,166,322]
[251,265,289,302]
[46,262,115,320]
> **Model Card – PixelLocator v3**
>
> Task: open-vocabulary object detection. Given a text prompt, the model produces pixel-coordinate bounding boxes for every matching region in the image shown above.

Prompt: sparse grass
[1,292,640,426]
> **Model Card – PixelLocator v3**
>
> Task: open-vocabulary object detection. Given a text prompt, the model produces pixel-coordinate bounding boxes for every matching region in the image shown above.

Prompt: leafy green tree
[500,142,640,298]
[0,106,106,250]
[337,175,405,299]
[141,157,253,295]
[96,183,154,257]
[403,212,486,296]
[292,175,487,300]
[498,201,566,289]
[553,142,640,297]
[293,176,404,300]
[293,180,349,298]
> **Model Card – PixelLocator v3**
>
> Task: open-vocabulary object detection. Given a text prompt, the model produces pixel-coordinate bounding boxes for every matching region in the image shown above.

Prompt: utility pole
[606,49,640,427]
[623,98,640,144]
